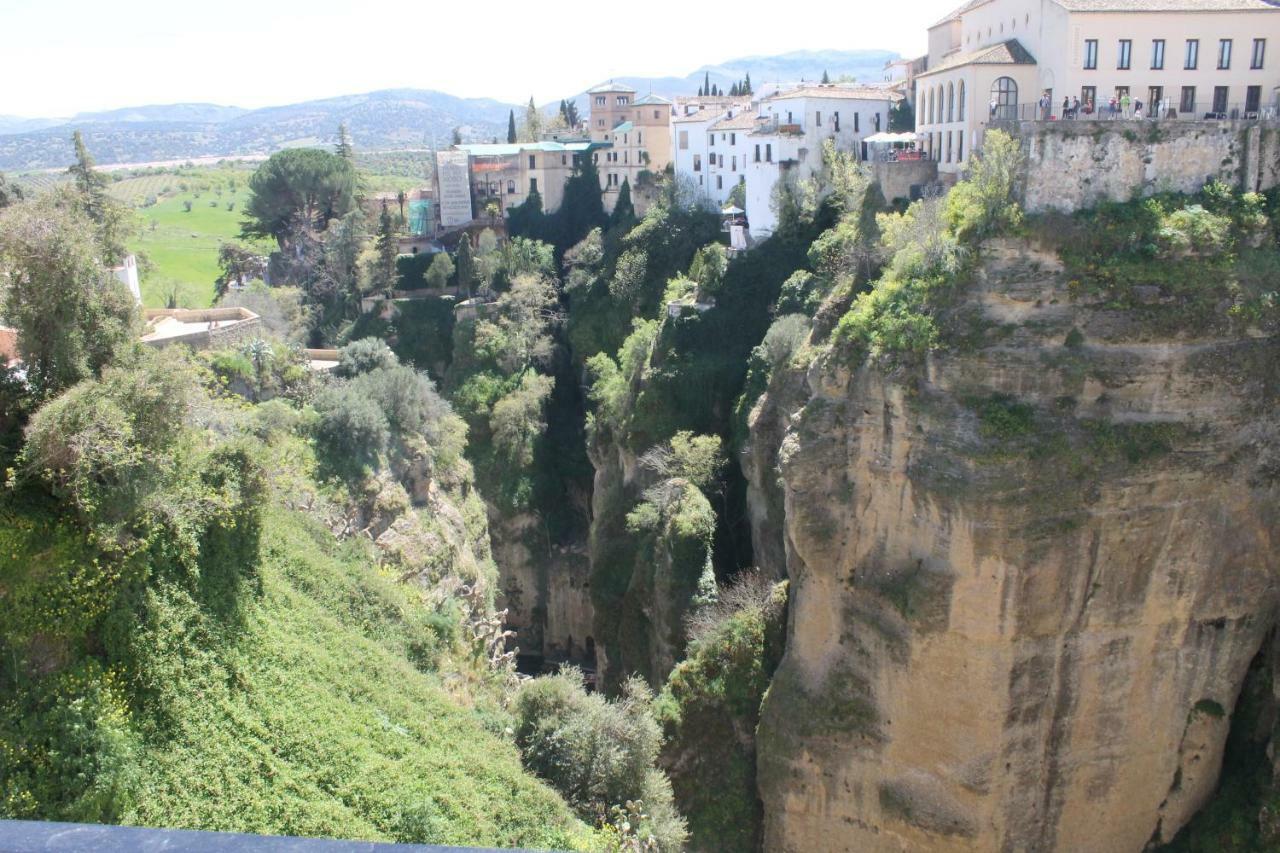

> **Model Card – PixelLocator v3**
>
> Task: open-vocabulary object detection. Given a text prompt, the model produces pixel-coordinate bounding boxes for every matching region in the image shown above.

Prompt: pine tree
[697,85,704,97]
[452,127,463,146]
[730,82,739,97]
[335,122,355,162]
[67,130,127,263]
[507,110,517,144]
[564,100,580,127]
[822,69,831,84]
[524,97,543,142]
[455,236,476,297]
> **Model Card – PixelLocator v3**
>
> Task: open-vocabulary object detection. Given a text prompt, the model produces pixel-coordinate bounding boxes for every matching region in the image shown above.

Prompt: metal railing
[0,820,528,852]
[985,101,1277,123]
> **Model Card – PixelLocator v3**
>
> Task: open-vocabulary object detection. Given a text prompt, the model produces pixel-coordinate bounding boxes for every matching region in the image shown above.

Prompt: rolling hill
[0,49,901,171]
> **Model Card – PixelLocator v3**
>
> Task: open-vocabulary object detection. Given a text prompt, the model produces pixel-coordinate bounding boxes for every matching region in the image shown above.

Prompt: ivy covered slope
[0,348,596,850]
[746,133,1280,852]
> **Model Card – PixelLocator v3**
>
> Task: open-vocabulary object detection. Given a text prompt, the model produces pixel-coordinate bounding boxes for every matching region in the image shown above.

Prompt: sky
[1,0,961,117]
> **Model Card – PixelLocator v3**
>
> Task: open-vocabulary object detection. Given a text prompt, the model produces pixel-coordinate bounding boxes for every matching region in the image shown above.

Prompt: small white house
[110,254,142,304]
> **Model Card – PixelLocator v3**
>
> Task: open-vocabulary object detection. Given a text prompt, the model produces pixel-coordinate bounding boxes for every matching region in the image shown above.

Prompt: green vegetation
[513,670,686,850]
[655,577,788,852]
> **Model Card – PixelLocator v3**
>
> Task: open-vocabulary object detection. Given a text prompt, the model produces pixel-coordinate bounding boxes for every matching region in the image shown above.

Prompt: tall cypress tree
[335,122,355,162]
[744,73,752,95]
[704,72,711,97]
[455,236,476,297]
[507,109,517,143]
[609,178,636,232]
[375,202,398,297]
[821,69,831,84]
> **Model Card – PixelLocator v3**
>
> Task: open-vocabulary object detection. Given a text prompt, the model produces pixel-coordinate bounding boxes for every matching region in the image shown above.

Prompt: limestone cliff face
[491,509,594,663]
[755,238,1280,852]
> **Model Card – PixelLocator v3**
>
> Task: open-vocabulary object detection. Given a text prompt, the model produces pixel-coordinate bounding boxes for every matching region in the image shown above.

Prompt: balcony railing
[0,820,526,853]
[985,101,1277,124]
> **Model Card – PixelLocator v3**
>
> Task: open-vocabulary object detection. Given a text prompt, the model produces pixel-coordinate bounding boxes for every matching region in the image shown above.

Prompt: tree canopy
[240,148,357,248]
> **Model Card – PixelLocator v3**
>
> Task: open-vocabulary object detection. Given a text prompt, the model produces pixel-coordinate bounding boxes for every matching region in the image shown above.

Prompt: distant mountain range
[0,49,899,172]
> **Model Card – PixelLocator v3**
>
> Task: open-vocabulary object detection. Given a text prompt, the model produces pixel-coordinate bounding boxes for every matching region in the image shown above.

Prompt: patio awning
[864,132,920,144]
[721,205,745,215]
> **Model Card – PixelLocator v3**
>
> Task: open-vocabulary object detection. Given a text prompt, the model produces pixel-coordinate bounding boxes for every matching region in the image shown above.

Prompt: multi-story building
[671,83,896,238]
[746,85,897,237]
[454,140,599,216]
[587,81,674,207]
[915,0,1280,174]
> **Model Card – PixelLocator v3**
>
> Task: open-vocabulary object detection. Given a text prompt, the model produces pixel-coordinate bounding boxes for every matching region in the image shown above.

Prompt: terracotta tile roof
[672,111,723,124]
[587,81,636,94]
[765,84,900,102]
[931,0,993,27]
[634,93,672,105]
[917,39,1036,78]
[0,327,17,367]
[1053,0,1278,9]
[711,112,759,131]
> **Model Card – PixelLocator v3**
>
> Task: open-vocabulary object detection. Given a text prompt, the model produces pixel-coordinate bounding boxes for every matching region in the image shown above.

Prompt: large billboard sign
[436,150,473,227]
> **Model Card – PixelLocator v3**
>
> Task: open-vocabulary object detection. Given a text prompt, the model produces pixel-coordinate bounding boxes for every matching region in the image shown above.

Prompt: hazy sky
[2,0,960,117]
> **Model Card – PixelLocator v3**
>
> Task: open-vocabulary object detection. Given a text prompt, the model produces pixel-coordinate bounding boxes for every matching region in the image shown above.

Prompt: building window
[730,133,736,145]
[816,111,822,126]
[528,155,535,168]
[1180,86,1196,114]
[595,96,605,106]
[597,119,604,128]
[1185,39,1199,70]
[693,154,701,171]
[654,109,660,118]
[855,112,860,132]
[1219,39,1232,69]
[874,112,881,131]
[1247,85,1262,113]
[679,130,689,150]
[1148,86,1163,114]
[754,144,760,162]
[561,154,567,165]
[717,175,723,190]
[958,132,964,162]
[1213,86,1229,114]
[1253,39,1266,69]
[529,178,537,193]
[833,112,840,131]
[990,76,1018,120]
[1081,85,1097,109]
[946,131,953,163]
[617,96,628,105]
[637,132,642,144]
[710,134,715,147]
[766,144,772,162]
[732,156,737,170]
[507,180,515,194]
[958,81,966,120]
[1117,39,1132,69]
[1084,39,1098,69]
[947,83,955,122]
[1151,39,1165,70]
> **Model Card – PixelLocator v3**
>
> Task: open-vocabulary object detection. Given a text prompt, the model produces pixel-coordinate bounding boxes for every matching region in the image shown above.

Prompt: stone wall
[1012,120,1280,214]
[871,159,940,205]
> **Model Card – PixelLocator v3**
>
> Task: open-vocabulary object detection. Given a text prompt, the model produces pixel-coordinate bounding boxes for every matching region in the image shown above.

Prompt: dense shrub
[514,670,686,850]
[313,384,390,470]
[335,337,399,377]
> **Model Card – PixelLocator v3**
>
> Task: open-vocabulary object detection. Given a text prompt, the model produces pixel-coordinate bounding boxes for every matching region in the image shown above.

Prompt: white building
[746,85,897,237]
[916,0,1280,174]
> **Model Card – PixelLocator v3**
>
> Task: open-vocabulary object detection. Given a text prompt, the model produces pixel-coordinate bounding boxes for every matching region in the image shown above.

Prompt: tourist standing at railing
[1072,96,1081,119]
[1039,92,1051,120]
[1063,96,1071,119]
[1121,91,1132,118]
[1108,95,1118,118]
[1135,100,1144,120]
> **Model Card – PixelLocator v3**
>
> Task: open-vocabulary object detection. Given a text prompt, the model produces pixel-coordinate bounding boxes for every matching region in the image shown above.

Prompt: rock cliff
[754,237,1280,852]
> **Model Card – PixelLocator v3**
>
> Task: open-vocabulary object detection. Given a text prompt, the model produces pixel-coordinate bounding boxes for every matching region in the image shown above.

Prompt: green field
[132,185,268,308]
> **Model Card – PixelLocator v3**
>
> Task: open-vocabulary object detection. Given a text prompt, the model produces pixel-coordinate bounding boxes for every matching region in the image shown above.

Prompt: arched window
[990,77,1018,120]
[507,180,516,194]
[948,83,955,122]
[927,88,935,124]
[959,81,967,120]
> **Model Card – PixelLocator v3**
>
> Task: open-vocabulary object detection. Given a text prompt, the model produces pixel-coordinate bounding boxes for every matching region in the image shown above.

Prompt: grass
[132,188,268,309]
[0,486,598,849]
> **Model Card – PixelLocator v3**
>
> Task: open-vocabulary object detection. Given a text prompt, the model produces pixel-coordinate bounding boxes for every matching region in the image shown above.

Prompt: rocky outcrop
[491,510,595,663]
[755,238,1280,852]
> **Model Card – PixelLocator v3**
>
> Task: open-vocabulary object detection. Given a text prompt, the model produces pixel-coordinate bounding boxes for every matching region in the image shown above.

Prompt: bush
[313,384,389,470]
[513,670,687,850]
[335,337,399,378]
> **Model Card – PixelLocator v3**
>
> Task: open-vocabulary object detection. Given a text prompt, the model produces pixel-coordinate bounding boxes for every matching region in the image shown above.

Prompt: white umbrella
[721,205,745,215]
